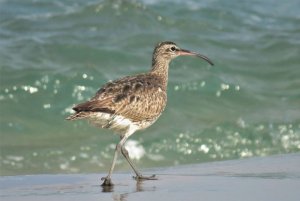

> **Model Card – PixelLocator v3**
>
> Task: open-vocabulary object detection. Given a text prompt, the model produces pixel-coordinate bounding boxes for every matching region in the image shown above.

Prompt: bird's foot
[101,176,113,186]
[133,174,157,181]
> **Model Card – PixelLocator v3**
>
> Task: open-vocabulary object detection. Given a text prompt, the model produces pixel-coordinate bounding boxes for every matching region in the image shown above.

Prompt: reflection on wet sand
[102,180,156,201]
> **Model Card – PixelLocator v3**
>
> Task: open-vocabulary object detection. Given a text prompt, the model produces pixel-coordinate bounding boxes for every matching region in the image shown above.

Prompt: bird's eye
[170,46,176,52]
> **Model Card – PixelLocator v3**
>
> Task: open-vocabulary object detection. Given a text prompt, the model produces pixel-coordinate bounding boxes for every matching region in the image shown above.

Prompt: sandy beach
[1,153,299,201]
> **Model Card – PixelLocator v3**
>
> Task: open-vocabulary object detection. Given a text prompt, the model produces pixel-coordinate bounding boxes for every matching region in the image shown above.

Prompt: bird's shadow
[101,179,156,201]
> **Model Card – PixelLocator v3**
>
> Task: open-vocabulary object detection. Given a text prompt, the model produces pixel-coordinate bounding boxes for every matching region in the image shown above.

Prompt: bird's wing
[72,74,167,122]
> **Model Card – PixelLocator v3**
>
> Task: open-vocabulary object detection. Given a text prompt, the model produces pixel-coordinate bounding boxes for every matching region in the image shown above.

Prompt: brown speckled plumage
[66,41,213,186]
[67,73,167,123]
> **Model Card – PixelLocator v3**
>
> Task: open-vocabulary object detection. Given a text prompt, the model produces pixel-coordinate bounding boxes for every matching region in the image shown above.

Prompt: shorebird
[66,41,213,186]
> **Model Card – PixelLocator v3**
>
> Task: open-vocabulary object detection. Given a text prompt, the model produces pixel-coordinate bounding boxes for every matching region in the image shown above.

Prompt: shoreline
[1,153,300,201]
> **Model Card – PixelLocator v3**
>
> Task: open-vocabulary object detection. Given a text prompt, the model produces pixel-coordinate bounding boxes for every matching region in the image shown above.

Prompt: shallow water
[0,0,299,176]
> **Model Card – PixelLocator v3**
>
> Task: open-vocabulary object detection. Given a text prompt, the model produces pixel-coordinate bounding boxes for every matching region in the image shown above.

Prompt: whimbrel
[66,41,214,186]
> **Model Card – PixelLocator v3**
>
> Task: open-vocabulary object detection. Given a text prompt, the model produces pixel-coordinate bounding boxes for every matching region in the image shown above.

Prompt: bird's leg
[121,145,157,181]
[101,145,119,186]
[101,137,127,186]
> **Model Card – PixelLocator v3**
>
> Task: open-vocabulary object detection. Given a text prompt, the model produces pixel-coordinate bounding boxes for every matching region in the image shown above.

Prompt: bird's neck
[150,58,170,90]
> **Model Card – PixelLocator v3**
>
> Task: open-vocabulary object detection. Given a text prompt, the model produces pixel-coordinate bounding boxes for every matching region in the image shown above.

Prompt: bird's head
[152,41,214,66]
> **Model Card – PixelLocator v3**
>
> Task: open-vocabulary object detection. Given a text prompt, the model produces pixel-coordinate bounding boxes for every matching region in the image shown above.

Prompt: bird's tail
[66,112,90,120]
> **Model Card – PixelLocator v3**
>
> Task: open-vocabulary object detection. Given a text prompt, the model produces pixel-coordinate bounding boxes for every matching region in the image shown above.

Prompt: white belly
[87,112,157,137]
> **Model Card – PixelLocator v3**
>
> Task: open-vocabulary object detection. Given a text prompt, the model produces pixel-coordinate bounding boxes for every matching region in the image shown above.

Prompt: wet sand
[1,153,299,201]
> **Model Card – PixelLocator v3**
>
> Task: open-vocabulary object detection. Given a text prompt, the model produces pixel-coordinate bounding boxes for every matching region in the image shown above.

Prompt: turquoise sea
[0,0,299,176]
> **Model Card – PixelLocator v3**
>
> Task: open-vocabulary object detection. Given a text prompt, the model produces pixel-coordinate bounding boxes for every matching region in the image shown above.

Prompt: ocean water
[0,0,299,176]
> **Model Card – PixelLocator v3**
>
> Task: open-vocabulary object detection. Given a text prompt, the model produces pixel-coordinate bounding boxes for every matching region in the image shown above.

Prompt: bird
[66,41,214,186]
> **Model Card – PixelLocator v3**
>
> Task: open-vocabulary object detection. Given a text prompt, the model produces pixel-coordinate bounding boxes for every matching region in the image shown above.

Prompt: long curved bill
[178,49,214,66]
